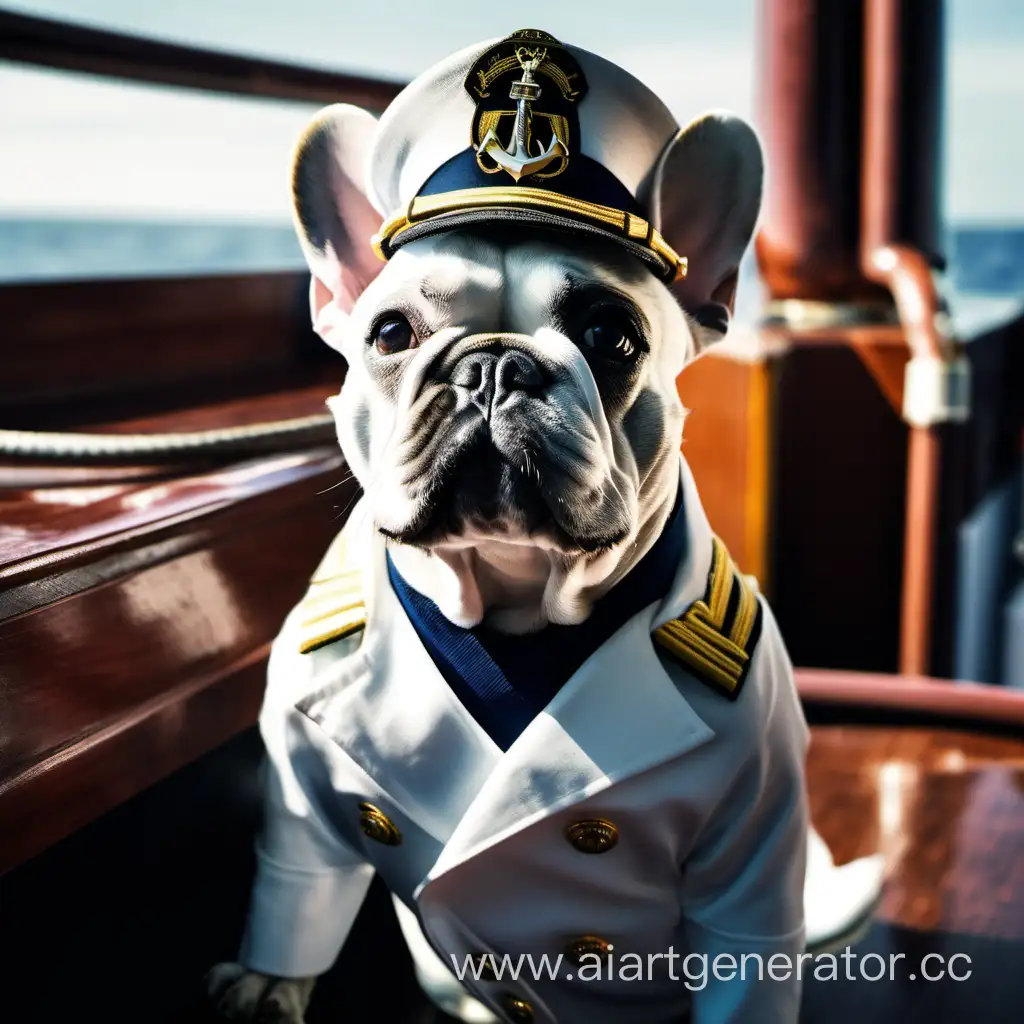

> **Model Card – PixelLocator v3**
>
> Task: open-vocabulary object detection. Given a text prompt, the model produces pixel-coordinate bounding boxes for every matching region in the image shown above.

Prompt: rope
[0,413,337,463]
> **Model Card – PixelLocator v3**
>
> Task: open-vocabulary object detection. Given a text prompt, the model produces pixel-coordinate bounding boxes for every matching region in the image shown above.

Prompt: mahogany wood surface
[0,443,340,581]
[0,272,335,426]
[676,349,773,590]
[93,383,341,434]
[809,724,1024,939]
[0,448,353,874]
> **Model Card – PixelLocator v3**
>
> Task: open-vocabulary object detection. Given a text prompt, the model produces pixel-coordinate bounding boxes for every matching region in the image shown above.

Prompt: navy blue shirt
[386,494,687,751]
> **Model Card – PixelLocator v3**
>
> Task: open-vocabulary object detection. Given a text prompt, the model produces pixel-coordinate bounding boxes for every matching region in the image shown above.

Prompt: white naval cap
[365,29,684,279]
[291,28,765,343]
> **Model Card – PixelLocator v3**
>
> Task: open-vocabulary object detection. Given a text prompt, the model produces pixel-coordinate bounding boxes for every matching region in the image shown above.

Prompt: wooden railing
[0,8,404,107]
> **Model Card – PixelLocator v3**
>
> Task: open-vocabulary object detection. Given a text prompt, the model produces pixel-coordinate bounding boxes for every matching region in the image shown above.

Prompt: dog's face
[292,106,762,628]
[331,228,689,557]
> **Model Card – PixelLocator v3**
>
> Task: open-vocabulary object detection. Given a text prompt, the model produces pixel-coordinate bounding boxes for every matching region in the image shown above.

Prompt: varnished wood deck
[810,725,1024,942]
[799,724,1024,1023]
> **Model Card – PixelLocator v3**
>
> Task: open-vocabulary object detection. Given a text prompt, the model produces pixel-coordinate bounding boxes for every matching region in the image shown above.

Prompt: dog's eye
[580,318,639,361]
[373,316,416,355]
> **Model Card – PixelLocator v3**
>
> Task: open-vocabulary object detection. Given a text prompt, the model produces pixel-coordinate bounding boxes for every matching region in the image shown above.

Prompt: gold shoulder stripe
[652,537,763,700]
[298,606,365,655]
[296,532,366,654]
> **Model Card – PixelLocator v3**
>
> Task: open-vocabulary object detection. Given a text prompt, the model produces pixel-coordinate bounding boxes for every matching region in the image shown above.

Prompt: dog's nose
[450,350,543,417]
[450,352,497,416]
[495,350,543,399]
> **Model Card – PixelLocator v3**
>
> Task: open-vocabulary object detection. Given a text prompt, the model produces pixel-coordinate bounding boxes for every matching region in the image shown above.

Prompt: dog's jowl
[206,28,874,1024]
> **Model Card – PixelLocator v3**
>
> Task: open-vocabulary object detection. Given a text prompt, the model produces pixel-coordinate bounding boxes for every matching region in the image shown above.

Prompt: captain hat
[291,29,765,348]
[365,28,687,282]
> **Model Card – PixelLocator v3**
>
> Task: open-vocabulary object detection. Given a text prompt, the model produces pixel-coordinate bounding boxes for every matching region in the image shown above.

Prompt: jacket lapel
[416,455,717,892]
[300,501,503,845]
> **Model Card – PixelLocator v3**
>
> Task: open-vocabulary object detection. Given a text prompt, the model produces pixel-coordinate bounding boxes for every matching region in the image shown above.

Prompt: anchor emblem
[476,46,569,182]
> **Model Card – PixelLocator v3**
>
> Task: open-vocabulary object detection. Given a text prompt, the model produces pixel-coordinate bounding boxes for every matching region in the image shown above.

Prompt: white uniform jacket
[239,457,810,1024]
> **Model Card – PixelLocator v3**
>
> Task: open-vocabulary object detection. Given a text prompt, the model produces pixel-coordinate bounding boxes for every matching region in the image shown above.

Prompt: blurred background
[1,5,1023,1022]
[2,2,1022,688]
[1,0,1022,289]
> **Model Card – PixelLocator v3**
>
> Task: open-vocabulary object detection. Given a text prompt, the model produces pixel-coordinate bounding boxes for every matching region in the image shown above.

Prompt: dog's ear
[641,112,763,353]
[291,104,384,345]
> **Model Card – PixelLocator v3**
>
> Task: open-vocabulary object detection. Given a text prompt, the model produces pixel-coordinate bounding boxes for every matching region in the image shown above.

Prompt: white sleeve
[238,623,375,979]
[681,605,810,1023]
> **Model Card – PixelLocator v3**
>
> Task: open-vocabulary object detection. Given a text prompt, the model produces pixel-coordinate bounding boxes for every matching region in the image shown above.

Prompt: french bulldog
[206,97,777,1024]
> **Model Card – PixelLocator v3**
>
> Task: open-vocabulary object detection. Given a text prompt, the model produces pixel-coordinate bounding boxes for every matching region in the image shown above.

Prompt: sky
[0,0,1021,223]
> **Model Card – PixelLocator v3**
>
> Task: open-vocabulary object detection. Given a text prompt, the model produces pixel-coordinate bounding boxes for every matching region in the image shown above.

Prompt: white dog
[208,30,882,1024]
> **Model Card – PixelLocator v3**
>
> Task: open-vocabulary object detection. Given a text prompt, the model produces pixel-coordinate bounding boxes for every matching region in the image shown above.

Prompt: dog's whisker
[317,470,356,496]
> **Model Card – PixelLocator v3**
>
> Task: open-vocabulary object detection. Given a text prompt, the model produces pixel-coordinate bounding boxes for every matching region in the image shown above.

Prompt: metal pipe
[755,0,882,304]
[898,424,942,675]
[860,0,968,676]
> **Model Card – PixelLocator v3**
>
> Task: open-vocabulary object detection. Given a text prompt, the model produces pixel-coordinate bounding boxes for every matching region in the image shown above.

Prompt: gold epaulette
[296,533,366,655]
[652,537,763,700]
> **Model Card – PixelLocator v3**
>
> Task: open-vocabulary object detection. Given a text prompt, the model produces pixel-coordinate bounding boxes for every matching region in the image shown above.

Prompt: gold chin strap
[371,185,688,283]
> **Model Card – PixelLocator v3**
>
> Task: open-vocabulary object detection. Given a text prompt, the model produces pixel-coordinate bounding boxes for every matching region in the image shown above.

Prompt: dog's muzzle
[378,329,631,550]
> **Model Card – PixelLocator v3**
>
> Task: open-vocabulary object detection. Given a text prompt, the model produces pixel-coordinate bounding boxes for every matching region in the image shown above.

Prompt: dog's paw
[205,962,315,1023]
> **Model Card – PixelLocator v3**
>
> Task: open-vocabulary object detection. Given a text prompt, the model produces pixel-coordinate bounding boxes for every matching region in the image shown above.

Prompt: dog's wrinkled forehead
[354,229,669,339]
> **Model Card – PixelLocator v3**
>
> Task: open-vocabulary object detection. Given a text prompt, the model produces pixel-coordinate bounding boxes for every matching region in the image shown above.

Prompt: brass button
[358,802,401,846]
[470,952,498,982]
[565,818,618,854]
[499,994,533,1023]
[564,935,613,964]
